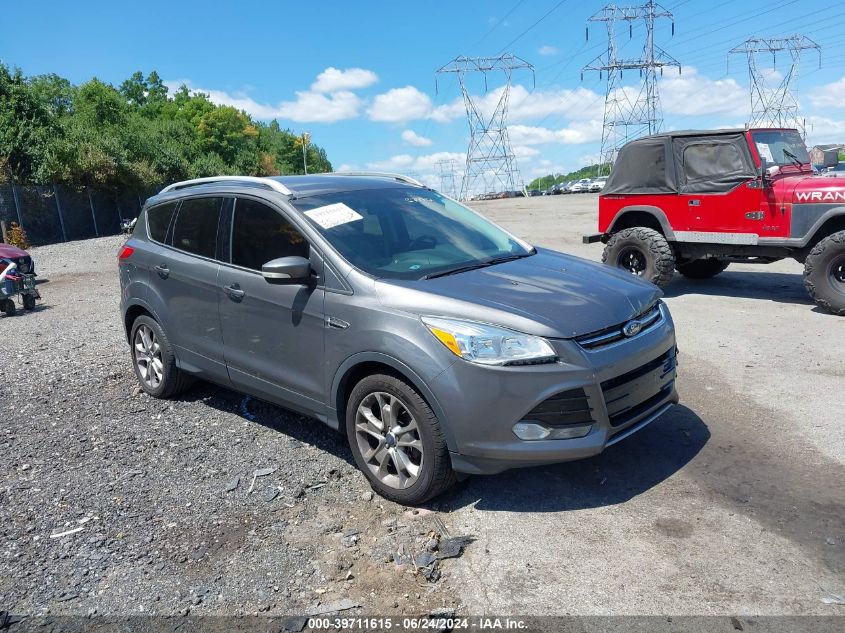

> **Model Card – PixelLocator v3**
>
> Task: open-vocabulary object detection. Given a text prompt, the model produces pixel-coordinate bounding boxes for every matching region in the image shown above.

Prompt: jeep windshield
[293,187,534,280]
[751,130,810,168]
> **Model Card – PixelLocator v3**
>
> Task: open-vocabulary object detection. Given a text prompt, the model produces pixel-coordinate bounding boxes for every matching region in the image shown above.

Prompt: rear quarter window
[146,202,178,243]
[172,197,223,259]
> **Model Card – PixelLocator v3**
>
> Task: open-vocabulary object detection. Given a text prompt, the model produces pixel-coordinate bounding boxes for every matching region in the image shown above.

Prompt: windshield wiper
[783,148,804,169]
[423,251,534,280]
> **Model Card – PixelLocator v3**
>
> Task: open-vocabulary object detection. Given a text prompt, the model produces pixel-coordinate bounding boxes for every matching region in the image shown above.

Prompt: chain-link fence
[0,183,156,246]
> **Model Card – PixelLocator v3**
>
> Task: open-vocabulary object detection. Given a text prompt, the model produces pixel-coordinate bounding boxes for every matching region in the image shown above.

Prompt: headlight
[421,316,556,366]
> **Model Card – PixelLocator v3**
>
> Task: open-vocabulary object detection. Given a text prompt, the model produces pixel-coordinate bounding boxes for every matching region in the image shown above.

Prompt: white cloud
[365,151,465,185]
[509,120,603,145]
[335,164,357,173]
[658,67,747,117]
[401,129,433,147]
[538,45,558,56]
[311,67,378,93]
[430,99,465,123]
[368,86,433,122]
[165,80,363,123]
[806,116,845,144]
[366,154,416,171]
[809,76,845,109]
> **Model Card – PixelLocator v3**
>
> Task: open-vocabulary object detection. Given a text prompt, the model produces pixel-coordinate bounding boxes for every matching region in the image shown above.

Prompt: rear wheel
[22,294,36,310]
[804,230,845,315]
[676,258,730,279]
[346,373,456,505]
[602,227,676,287]
[130,315,192,398]
[1,299,15,317]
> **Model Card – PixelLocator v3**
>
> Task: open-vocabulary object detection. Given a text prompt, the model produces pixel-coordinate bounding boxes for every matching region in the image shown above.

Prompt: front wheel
[602,227,676,287]
[1,299,15,316]
[804,231,845,315]
[346,373,456,505]
[676,258,730,279]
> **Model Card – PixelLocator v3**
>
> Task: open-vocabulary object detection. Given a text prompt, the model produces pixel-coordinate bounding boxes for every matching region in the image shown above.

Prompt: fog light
[513,422,551,440]
[547,424,592,440]
[513,422,593,441]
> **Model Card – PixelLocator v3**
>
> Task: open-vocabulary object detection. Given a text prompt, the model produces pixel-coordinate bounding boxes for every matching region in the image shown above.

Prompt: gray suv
[119,174,678,504]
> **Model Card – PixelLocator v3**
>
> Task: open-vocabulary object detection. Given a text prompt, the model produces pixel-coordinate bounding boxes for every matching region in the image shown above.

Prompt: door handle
[224,283,245,301]
[154,264,169,279]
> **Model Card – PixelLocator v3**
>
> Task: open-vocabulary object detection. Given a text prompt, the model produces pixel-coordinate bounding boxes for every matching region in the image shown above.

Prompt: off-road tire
[676,258,730,279]
[130,315,192,398]
[2,299,15,316]
[346,373,456,505]
[22,294,36,310]
[804,230,845,315]
[602,227,676,287]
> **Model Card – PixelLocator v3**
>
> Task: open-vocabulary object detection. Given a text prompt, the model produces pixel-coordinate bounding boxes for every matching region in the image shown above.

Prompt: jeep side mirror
[261,256,313,285]
[765,165,780,179]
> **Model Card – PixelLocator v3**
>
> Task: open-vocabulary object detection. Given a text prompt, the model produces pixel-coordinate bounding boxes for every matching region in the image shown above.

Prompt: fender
[608,205,676,240]
[329,351,457,451]
[121,296,161,341]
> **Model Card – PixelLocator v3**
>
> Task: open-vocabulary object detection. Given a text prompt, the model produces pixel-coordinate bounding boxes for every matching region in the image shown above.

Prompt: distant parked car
[528,189,541,197]
[589,176,609,192]
[569,178,592,193]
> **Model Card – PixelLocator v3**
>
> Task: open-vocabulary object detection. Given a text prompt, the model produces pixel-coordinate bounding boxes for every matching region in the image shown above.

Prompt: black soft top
[603,129,758,195]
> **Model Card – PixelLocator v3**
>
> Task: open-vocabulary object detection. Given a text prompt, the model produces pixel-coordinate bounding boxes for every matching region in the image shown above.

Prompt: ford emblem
[622,320,643,337]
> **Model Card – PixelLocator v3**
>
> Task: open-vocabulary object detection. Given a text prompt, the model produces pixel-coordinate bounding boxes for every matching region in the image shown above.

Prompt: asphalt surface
[447,193,845,614]
[1,194,842,620]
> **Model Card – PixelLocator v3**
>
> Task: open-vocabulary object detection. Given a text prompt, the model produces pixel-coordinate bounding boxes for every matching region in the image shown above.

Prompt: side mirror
[261,256,312,285]
[765,165,780,179]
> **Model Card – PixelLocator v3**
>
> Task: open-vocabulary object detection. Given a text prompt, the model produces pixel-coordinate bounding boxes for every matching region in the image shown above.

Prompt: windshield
[751,130,810,167]
[293,187,533,280]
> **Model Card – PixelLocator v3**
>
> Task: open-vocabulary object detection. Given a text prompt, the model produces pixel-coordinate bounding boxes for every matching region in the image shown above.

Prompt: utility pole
[728,35,821,140]
[435,159,459,199]
[582,1,680,174]
[436,54,534,199]
[300,132,311,174]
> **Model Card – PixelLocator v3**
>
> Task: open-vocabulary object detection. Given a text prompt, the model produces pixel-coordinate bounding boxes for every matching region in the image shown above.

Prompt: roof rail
[331,171,425,187]
[160,176,292,196]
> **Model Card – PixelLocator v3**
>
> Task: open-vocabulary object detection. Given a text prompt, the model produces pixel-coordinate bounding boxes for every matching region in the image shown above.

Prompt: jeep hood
[377,248,662,339]
[781,173,845,204]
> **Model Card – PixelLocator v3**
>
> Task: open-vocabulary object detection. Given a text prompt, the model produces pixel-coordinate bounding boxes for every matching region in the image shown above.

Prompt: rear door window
[146,201,178,243]
[172,197,223,259]
[231,198,309,270]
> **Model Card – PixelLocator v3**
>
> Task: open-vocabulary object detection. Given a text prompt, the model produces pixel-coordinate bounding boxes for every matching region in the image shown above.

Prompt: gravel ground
[0,235,465,618]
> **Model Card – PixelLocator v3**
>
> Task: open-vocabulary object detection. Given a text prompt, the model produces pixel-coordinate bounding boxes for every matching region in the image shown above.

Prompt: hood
[0,243,29,259]
[376,248,661,339]
[772,172,845,204]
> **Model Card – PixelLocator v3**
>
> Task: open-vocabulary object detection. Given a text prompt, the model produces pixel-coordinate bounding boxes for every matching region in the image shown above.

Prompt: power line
[495,0,571,56]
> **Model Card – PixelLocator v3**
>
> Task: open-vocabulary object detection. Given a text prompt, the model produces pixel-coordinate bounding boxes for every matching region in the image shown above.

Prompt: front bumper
[430,304,679,475]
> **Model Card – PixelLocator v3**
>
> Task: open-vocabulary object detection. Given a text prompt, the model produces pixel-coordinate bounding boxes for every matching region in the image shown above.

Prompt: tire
[676,258,730,279]
[129,315,192,398]
[22,294,36,310]
[803,230,845,315]
[346,373,456,505]
[602,227,676,287]
[2,299,15,317]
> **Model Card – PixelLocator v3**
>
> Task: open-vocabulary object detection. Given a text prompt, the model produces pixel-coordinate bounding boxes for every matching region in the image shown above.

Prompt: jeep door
[674,135,763,238]
[150,196,230,379]
[218,196,326,413]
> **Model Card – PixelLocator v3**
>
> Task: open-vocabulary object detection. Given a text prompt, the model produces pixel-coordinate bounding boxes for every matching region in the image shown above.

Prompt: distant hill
[527,163,611,190]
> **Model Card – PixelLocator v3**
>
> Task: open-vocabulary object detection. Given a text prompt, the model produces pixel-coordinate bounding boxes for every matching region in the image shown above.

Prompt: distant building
[810,144,844,168]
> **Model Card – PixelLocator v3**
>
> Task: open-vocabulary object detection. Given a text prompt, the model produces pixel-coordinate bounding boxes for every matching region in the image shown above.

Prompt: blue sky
[3,0,843,190]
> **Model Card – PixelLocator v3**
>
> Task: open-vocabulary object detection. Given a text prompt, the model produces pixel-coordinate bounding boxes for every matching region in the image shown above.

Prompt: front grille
[601,348,676,427]
[522,388,594,427]
[575,302,663,350]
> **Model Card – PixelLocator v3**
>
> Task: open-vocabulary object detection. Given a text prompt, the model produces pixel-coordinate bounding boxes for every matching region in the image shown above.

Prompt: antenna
[728,35,821,140]
[436,54,534,199]
[582,1,680,174]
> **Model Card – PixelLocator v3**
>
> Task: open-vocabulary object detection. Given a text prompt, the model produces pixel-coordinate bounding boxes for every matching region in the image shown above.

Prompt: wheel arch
[330,352,457,451]
[608,205,675,239]
[805,212,845,251]
[123,300,155,343]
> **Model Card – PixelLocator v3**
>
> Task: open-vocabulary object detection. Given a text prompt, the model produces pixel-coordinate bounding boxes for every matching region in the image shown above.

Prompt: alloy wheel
[355,392,423,489]
[831,254,845,294]
[618,247,648,276]
[134,324,164,389]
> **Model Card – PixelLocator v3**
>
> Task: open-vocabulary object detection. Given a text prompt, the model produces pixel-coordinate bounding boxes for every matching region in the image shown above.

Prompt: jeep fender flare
[607,205,676,240]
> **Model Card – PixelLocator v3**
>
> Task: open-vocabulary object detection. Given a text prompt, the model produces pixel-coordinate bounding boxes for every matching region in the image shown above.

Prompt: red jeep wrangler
[584,128,845,314]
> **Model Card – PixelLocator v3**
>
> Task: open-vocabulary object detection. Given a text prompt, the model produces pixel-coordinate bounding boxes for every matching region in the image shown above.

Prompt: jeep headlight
[422,316,556,366]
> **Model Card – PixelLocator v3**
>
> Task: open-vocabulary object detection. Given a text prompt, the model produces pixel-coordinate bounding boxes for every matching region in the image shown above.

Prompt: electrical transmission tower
[436,54,534,199]
[582,1,680,173]
[435,159,459,198]
[728,35,821,139]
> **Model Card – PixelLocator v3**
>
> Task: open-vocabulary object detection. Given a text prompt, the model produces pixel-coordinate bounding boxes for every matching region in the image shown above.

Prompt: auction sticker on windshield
[304,203,363,229]
[756,143,774,163]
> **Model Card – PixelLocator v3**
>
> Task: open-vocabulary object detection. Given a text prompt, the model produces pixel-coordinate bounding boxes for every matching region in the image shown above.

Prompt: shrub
[5,221,31,250]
